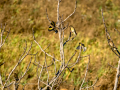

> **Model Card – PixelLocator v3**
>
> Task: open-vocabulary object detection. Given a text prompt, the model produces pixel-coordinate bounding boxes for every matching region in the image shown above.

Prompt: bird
[108,39,114,47]
[69,25,77,36]
[113,47,120,55]
[14,73,19,81]
[76,43,87,52]
[50,21,56,27]
[48,21,58,33]
[48,26,58,33]
[108,39,120,55]
[0,62,4,66]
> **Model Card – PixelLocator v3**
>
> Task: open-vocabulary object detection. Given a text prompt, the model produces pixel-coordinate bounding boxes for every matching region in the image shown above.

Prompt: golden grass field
[1,0,120,90]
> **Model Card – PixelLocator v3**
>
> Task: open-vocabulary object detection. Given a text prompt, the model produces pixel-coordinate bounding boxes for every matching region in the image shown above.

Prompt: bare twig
[44,53,49,84]
[108,63,117,69]
[63,0,77,22]
[66,50,77,66]
[113,58,120,90]
[79,55,90,90]
[0,23,10,49]
[46,9,51,23]
[57,0,60,24]
[32,29,61,62]
[68,49,82,68]
[101,9,120,58]
[38,65,44,90]
[0,28,10,48]
[3,42,33,88]
[63,34,76,46]
[17,57,32,84]
[60,15,65,68]
[101,9,120,90]
[5,82,15,89]
[53,55,57,76]
[114,28,120,35]
[81,78,98,89]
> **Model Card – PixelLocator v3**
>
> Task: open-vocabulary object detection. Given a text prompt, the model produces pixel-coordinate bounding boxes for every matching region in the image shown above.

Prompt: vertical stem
[57,0,63,68]
[61,19,65,68]
[113,58,120,90]
[62,29,65,68]
[45,53,49,84]
[57,0,59,22]
[79,55,90,90]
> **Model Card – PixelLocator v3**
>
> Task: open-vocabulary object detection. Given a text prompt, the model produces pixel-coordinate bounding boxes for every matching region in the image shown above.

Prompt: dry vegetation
[1,0,120,90]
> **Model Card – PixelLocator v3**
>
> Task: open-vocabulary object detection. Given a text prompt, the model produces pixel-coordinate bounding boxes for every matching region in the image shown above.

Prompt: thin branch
[63,0,77,22]
[68,48,82,68]
[60,15,65,68]
[44,53,49,84]
[17,57,32,84]
[44,44,50,51]
[108,63,117,69]
[3,42,33,88]
[66,50,77,66]
[53,55,57,77]
[79,55,90,90]
[0,28,10,48]
[57,0,60,23]
[38,65,44,90]
[101,9,120,58]
[4,81,14,88]
[113,58,120,90]
[42,50,81,90]
[81,78,98,89]
[32,29,61,62]
[101,9,120,90]
[46,9,51,23]
[63,34,76,46]
[114,28,120,35]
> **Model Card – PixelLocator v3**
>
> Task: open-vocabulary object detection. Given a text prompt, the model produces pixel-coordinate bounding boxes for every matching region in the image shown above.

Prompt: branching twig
[3,42,33,88]
[68,49,82,68]
[81,78,98,89]
[101,9,120,58]
[79,55,90,90]
[17,57,32,84]
[101,8,120,90]
[0,23,10,50]
[63,1,77,22]
[32,29,61,62]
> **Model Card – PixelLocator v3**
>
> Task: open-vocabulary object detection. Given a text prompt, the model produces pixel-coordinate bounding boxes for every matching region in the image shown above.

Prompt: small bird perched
[108,39,114,47]
[69,25,77,36]
[108,39,120,55]
[14,73,19,81]
[48,26,58,33]
[48,21,58,33]
[0,62,4,66]
[76,43,87,52]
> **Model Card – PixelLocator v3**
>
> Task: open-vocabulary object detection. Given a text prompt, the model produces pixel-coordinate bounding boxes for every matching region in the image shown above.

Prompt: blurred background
[0,0,120,89]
